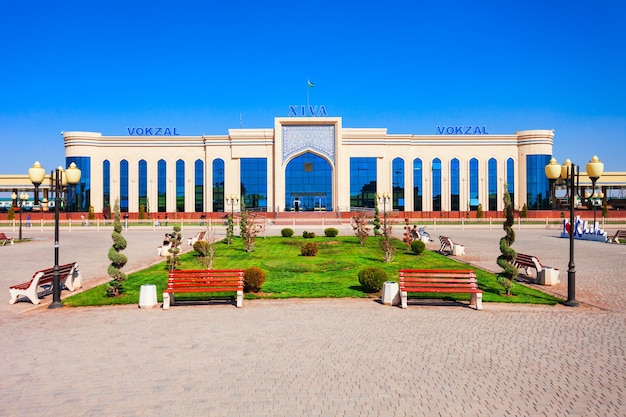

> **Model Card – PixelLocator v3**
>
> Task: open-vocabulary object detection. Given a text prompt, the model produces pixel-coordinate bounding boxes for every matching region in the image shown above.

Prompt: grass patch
[64,236,562,307]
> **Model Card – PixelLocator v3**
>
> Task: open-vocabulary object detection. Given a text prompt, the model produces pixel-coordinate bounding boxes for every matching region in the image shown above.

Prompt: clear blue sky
[1,0,625,174]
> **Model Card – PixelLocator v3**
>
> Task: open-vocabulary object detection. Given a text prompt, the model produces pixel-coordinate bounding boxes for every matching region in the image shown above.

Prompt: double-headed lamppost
[11,191,29,241]
[586,156,604,230]
[377,193,391,232]
[28,162,81,309]
[226,194,239,217]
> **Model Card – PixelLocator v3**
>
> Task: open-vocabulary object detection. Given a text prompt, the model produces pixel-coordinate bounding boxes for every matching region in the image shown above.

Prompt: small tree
[520,203,528,218]
[106,199,128,297]
[350,211,371,244]
[372,200,381,236]
[379,220,396,262]
[7,206,15,221]
[602,200,609,219]
[138,204,146,220]
[497,190,518,296]
[226,214,234,244]
[166,225,183,271]
[477,203,484,219]
[194,231,217,270]
[88,205,95,220]
[240,209,263,253]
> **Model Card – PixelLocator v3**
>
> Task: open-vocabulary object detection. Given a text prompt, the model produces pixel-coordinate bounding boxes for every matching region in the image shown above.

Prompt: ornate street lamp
[28,161,46,207]
[377,192,391,232]
[544,158,561,210]
[586,156,604,230]
[47,163,81,309]
[225,194,239,217]
[11,191,29,241]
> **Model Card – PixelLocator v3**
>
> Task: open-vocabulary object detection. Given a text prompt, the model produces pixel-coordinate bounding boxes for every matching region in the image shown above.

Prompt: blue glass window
[413,158,422,211]
[286,152,333,212]
[526,155,551,209]
[507,158,515,207]
[488,158,497,211]
[350,157,376,208]
[120,160,129,212]
[213,159,224,212]
[158,159,166,212]
[138,160,147,213]
[432,158,442,211]
[103,160,110,213]
[451,158,460,211]
[469,158,479,209]
[194,159,204,212]
[240,158,267,210]
[66,156,90,212]
[392,158,404,211]
[176,159,184,213]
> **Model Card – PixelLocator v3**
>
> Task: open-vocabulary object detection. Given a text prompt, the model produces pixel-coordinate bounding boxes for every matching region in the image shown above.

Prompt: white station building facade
[61,117,556,215]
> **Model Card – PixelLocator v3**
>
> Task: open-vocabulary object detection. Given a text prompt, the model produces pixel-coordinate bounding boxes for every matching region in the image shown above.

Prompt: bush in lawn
[281,228,294,237]
[244,267,266,293]
[193,240,211,257]
[410,239,426,255]
[300,242,319,256]
[358,267,388,293]
[303,231,316,239]
[324,227,339,237]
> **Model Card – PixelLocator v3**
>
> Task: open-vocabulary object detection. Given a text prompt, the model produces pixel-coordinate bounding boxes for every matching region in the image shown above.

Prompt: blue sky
[1,0,625,174]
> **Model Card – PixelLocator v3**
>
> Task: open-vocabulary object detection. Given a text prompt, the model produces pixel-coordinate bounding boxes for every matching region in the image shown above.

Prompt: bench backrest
[0,232,9,239]
[35,263,77,284]
[167,269,244,291]
[514,253,543,270]
[614,230,626,238]
[399,269,478,290]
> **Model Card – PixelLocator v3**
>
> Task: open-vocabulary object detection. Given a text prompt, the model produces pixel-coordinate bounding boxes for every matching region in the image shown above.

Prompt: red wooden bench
[398,269,482,310]
[0,232,14,246]
[163,269,244,309]
[9,262,81,305]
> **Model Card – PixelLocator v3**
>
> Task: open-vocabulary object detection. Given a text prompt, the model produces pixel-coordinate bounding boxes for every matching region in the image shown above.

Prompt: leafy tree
[106,199,128,297]
[497,190,518,295]
[88,205,95,220]
[372,199,381,236]
[7,206,15,221]
[166,225,183,271]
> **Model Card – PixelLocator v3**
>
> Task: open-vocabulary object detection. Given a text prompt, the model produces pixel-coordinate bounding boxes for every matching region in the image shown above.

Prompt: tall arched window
[158,159,166,212]
[176,159,185,212]
[120,160,129,212]
[213,159,224,212]
[103,160,110,213]
[138,160,147,213]
[194,159,204,212]
[432,158,442,211]
[450,158,460,211]
[413,158,422,211]
[507,158,515,207]
[392,158,404,211]
[469,158,479,210]
[488,158,498,211]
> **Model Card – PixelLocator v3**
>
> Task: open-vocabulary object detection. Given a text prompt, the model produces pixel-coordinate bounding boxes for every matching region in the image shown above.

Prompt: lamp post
[544,158,561,210]
[28,161,46,207]
[11,191,29,241]
[34,163,81,309]
[377,193,391,232]
[586,156,604,231]
[226,194,239,217]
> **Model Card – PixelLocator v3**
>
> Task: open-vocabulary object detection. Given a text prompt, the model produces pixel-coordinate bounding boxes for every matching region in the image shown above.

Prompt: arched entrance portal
[285,152,333,211]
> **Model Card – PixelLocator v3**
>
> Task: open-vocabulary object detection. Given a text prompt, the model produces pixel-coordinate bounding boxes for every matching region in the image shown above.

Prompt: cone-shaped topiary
[106,199,128,297]
[497,190,518,295]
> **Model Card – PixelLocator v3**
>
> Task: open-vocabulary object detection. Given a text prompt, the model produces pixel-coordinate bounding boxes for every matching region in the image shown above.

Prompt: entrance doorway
[285,152,332,212]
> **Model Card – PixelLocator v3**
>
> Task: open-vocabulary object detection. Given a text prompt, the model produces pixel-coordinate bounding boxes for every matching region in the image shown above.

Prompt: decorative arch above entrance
[285,152,333,212]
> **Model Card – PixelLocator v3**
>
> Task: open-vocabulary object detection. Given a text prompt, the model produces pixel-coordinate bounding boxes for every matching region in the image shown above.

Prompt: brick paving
[0,224,624,416]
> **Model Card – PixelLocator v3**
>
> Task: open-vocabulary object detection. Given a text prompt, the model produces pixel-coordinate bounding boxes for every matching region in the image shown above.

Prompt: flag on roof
[308,79,314,88]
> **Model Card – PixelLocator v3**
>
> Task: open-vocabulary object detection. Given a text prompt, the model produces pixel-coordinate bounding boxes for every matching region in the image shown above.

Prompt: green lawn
[64,235,562,307]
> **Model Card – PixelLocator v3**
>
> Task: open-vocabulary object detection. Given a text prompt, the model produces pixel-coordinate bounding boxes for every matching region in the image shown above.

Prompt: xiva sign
[437,126,490,135]
[561,216,607,242]
[127,127,180,136]
[289,105,328,117]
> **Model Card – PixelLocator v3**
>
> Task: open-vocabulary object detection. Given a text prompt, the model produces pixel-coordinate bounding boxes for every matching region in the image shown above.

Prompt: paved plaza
[0,223,624,416]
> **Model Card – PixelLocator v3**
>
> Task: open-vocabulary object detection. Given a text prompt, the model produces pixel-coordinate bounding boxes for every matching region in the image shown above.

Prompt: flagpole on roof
[307,78,314,117]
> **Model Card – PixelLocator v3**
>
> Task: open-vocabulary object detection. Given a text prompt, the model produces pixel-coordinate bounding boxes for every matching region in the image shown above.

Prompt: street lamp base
[563,300,580,307]
[48,301,64,309]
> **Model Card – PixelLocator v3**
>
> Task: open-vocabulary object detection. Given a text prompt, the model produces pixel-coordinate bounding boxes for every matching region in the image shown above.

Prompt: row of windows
[97,155,551,212]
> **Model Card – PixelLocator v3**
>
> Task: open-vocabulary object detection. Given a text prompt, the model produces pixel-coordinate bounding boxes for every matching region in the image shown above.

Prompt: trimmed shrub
[410,239,426,255]
[193,240,211,257]
[244,267,266,293]
[324,227,339,237]
[281,228,294,237]
[303,231,316,239]
[358,267,388,293]
[300,242,319,256]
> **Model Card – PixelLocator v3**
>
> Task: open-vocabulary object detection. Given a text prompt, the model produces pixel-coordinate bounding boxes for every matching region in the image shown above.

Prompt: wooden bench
[398,269,482,310]
[514,253,560,285]
[609,230,626,244]
[163,269,244,309]
[187,230,207,246]
[439,235,465,255]
[0,232,14,246]
[9,262,81,305]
